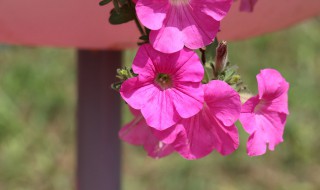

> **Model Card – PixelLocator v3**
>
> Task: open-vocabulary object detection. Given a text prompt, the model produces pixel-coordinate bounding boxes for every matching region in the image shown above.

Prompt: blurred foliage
[0,18,320,190]
[0,47,76,190]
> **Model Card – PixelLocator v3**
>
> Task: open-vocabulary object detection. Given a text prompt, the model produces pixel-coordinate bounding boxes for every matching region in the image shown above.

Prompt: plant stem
[128,0,145,36]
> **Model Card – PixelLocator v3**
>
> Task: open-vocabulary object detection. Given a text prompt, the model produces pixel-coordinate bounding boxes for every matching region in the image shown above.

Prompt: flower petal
[140,46,202,81]
[180,6,220,49]
[246,131,267,156]
[204,80,241,126]
[131,44,156,80]
[151,124,184,144]
[239,95,259,134]
[246,112,286,156]
[119,114,150,145]
[164,81,240,160]
[136,0,169,30]
[171,82,204,118]
[144,136,175,159]
[257,69,289,114]
[141,89,180,130]
[120,77,159,110]
[119,108,174,158]
[191,0,233,21]
[173,48,204,82]
[152,47,204,82]
[149,16,184,53]
[241,104,287,156]
[172,104,239,159]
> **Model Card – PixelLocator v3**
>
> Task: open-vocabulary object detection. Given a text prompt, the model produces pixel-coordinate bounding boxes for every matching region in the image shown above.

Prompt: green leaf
[109,4,135,25]
[99,0,112,6]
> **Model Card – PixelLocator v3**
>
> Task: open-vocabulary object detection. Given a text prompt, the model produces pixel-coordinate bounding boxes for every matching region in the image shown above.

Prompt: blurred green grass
[1,18,320,190]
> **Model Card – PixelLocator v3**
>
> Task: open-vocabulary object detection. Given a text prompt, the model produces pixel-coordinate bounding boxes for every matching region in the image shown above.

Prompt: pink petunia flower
[239,69,289,156]
[120,44,204,131]
[119,107,174,158]
[239,0,258,12]
[135,0,233,53]
[154,80,241,160]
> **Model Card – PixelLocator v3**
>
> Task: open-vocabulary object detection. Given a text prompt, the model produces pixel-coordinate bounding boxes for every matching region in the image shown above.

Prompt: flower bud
[214,41,228,75]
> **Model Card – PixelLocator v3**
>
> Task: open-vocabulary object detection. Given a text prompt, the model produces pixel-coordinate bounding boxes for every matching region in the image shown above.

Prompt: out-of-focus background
[0,18,319,190]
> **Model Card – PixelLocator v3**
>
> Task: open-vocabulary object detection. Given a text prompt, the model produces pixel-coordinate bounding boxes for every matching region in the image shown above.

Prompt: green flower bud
[215,41,228,76]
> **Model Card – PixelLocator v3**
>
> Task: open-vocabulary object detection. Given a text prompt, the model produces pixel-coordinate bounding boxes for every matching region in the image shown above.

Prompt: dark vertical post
[77,50,122,190]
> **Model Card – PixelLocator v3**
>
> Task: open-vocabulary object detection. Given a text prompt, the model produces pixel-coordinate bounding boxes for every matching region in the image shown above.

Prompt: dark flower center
[155,73,173,89]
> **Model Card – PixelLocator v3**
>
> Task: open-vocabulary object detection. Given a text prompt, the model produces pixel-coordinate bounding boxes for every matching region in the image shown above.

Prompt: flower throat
[169,0,189,6]
[155,73,173,89]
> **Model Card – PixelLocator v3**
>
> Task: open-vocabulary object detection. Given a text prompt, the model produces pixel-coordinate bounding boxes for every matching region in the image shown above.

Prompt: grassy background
[0,18,320,190]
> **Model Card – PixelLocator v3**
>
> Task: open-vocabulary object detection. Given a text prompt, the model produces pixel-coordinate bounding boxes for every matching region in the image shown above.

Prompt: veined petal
[152,47,204,82]
[247,131,267,156]
[120,77,158,109]
[204,80,241,126]
[141,89,180,130]
[246,111,286,156]
[171,82,204,118]
[165,81,240,160]
[239,95,259,134]
[119,108,174,158]
[151,124,184,144]
[180,5,220,49]
[191,0,233,21]
[144,136,175,159]
[257,69,289,114]
[119,114,150,145]
[149,10,184,53]
[172,103,239,159]
[132,44,157,79]
[173,47,204,82]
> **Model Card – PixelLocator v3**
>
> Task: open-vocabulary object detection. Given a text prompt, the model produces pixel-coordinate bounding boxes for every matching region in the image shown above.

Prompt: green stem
[128,0,145,36]
[113,0,120,13]
[199,48,210,83]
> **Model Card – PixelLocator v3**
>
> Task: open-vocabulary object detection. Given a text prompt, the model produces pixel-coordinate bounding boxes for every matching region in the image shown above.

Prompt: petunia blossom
[120,44,204,131]
[239,69,289,156]
[119,107,174,158]
[135,0,233,53]
[239,0,258,12]
[154,80,241,160]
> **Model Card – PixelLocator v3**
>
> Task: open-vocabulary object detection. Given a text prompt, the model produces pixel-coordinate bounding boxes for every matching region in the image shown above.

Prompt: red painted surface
[0,0,320,49]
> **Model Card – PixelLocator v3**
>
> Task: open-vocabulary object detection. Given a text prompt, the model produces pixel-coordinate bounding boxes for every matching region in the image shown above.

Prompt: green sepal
[112,67,137,91]
[204,38,218,65]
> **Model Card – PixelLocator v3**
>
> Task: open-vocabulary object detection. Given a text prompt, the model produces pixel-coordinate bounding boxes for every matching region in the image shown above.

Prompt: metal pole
[77,50,122,190]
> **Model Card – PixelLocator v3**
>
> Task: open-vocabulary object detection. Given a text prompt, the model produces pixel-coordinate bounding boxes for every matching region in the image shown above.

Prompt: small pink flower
[120,44,204,130]
[154,80,241,159]
[136,0,233,53]
[239,69,289,156]
[119,107,174,158]
[239,0,258,12]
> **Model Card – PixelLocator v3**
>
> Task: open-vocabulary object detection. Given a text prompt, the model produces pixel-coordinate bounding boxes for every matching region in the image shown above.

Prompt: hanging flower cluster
[101,0,289,159]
